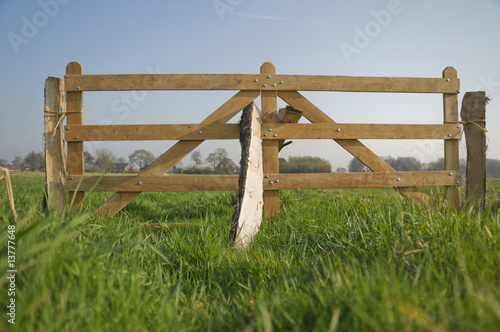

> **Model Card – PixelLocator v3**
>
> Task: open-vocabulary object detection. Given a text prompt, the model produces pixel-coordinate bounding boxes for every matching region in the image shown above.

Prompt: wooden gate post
[460,91,486,209]
[44,77,66,212]
[443,67,461,211]
[261,63,280,217]
[66,62,85,209]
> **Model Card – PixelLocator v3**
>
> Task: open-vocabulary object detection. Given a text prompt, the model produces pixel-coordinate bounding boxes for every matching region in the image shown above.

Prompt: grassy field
[0,173,499,331]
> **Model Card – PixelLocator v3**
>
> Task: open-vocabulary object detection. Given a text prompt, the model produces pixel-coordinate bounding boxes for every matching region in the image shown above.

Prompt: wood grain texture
[229,103,263,246]
[261,63,280,217]
[443,67,461,211]
[65,73,459,93]
[461,91,486,209]
[263,171,459,190]
[67,175,239,192]
[66,62,85,209]
[260,123,461,140]
[44,77,66,212]
[65,124,241,141]
[94,90,259,217]
[277,106,302,151]
[278,90,430,204]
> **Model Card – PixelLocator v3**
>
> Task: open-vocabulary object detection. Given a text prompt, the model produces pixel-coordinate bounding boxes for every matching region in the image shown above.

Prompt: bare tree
[205,148,228,172]
[191,150,202,168]
[94,148,116,172]
[129,149,155,170]
[84,151,95,172]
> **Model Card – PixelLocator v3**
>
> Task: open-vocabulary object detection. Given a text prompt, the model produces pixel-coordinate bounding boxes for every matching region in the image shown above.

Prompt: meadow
[0,172,499,331]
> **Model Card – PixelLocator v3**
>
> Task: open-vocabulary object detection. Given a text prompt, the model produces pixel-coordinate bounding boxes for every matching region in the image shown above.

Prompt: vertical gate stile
[260,63,280,217]
[66,62,85,210]
[443,67,460,211]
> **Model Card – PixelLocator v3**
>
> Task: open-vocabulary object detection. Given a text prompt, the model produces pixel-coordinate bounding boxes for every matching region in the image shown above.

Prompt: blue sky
[1,0,499,170]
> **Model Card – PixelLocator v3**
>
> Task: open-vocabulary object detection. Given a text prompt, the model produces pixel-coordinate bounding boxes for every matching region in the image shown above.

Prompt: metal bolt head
[263,84,267,87]
[268,128,272,132]
[267,75,271,78]
[254,79,258,82]
[76,86,80,90]
[457,90,460,93]
[263,133,267,137]
[457,125,461,128]
[279,81,284,84]
[272,83,276,87]
[66,127,70,130]
[265,175,269,178]
[445,78,450,82]
[138,181,142,185]
[198,131,202,134]
[396,178,401,181]
[273,134,277,137]
[448,134,452,137]
[75,136,79,139]
[456,180,460,185]
[336,128,341,132]
[269,181,273,185]
[275,180,279,183]
[448,172,453,176]
[70,177,74,180]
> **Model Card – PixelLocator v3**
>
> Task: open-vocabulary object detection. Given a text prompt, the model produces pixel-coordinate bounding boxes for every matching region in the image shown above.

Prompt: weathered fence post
[443,67,461,211]
[66,62,85,210]
[44,77,66,212]
[460,91,487,210]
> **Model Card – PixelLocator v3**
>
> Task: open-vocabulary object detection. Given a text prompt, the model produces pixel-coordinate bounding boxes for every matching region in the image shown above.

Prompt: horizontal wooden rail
[65,74,459,93]
[67,175,239,192]
[65,124,241,141]
[261,123,462,140]
[66,171,460,192]
[65,123,462,142]
[263,171,460,190]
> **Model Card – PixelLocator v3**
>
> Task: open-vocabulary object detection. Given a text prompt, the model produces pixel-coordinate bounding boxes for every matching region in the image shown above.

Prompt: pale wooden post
[460,91,486,209]
[66,62,85,209]
[443,67,461,211]
[44,77,66,212]
[229,102,263,246]
[261,62,280,217]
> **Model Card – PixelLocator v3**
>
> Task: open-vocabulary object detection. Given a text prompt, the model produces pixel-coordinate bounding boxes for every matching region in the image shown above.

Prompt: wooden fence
[44,62,462,217]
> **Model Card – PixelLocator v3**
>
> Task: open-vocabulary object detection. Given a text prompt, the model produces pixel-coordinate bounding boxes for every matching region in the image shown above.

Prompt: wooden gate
[44,62,461,216]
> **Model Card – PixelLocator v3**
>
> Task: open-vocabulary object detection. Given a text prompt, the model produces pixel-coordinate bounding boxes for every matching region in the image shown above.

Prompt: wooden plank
[67,175,238,192]
[261,63,280,217]
[263,171,460,190]
[65,124,241,141]
[65,73,459,93]
[278,90,430,204]
[44,77,66,212]
[461,91,486,210]
[94,90,260,217]
[261,123,461,140]
[277,106,302,151]
[66,62,85,209]
[229,103,264,246]
[69,171,459,192]
[443,67,461,211]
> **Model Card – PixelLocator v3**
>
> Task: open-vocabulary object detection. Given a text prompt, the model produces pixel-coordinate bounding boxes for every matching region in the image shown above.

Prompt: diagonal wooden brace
[278,90,429,205]
[94,90,260,217]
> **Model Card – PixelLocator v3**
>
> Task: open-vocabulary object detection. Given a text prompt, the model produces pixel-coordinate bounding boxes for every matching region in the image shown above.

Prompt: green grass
[0,173,499,331]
